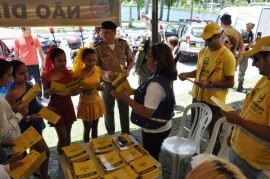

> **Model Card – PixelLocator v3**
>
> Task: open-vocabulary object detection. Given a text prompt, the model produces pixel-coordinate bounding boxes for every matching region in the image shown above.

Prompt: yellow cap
[200,22,222,39]
[243,36,270,57]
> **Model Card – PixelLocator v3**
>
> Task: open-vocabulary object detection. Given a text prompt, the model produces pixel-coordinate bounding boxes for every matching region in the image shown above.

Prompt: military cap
[101,21,117,30]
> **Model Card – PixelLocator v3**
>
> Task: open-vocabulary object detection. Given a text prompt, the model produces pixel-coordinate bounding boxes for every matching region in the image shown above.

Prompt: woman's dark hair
[227,35,237,53]
[10,60,25,77]
[151,43,178,80]
[50,47,65,62]
[0,59,12,78]
[82,48,96,60]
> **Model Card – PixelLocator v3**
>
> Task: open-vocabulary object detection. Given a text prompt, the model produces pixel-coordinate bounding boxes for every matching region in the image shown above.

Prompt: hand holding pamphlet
[19,84,41,107]
[211,96,235,112]
[51,80,80,96]
[38,107,60,125]
[9,150,46,179]
[13,126,42,153]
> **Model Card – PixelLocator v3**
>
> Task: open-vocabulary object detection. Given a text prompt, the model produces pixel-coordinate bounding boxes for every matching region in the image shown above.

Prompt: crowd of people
[0,16,269,178]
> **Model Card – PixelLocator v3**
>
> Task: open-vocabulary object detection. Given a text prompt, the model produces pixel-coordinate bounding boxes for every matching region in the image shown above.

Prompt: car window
[191,27,204,37]
[181,25,189,37]
[166,24,178,34]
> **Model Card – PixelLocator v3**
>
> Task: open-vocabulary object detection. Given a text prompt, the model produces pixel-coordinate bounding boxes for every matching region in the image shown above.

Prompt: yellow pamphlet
[9,150,47,179]
[130,155,160,177]
[91,136,113,154]
[13,126,42,153]
[119,144,148,163]
[97,151,124,172]
[19,83,41,107]
[62,143,90,164]
[211,96,235,112]
[38,107,60,125]
[112,71,133,96]
[80,82,104,90]
[112,133,135,150]
[51,80,80,96]
[73,160,99,179]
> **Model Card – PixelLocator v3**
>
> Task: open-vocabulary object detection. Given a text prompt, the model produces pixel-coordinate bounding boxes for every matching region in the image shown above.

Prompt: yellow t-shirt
[191,46,235,105]
[231,76,270,169]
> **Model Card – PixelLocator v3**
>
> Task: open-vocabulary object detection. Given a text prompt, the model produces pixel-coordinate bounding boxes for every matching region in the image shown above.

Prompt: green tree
[159,0,165,20]
[145,0,151,14]
[121,0,133,27]
[164,0,178,21]
[136,0,145,20]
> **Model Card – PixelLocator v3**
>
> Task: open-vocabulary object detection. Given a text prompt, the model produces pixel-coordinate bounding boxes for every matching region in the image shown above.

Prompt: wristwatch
[26,115,30,122]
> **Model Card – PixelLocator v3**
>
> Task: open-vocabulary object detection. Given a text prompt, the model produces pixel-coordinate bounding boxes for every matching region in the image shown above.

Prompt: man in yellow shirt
[223,36,270,179]
[179,22,236,155]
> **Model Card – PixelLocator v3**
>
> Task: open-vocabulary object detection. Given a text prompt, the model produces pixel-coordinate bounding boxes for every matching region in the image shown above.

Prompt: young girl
[73,48,104,142]
[0,59,28,175]
[5,60,50,179]
[41,46,76,154]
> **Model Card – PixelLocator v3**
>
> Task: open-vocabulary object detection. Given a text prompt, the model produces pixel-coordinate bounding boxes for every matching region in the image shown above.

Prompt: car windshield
[191,27,204,37]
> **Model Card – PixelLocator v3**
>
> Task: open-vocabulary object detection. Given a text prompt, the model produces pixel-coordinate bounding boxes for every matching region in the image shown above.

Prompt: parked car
[178,21,206,62]
[0,40,14,61]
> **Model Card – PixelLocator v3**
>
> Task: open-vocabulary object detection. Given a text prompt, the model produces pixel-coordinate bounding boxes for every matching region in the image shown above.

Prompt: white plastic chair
[186,117,233,174]
[160,102,212,179]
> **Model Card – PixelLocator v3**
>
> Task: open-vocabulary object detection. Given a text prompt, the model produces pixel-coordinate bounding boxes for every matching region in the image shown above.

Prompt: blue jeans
[27,65,42,98]
[229,148,262,179]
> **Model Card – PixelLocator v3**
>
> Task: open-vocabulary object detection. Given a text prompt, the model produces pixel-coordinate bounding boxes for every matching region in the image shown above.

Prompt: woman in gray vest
[111,43,177,160]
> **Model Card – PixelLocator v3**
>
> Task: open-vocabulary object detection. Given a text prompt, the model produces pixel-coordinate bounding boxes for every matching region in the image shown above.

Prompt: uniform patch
[101,50,107,55]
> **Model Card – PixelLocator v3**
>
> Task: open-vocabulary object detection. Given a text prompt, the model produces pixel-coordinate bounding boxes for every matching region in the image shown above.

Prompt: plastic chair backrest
[204,117,233,159]
[177,102,212,147]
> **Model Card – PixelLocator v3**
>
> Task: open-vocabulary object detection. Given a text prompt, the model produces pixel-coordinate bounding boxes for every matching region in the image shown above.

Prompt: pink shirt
[14,35,41,65]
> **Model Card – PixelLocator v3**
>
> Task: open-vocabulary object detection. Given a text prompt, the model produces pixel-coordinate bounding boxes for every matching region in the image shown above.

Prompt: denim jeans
[229,148,262,179]
[27,65,42,98]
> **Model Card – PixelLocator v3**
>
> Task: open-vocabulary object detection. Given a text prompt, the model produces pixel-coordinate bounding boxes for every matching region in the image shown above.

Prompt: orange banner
[0,0,120,27]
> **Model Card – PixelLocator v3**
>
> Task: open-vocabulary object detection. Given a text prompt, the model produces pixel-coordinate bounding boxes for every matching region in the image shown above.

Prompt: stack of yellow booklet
[13,126,42,153]
[130,155,161,178]
[73,160,99,179]
[112,133,135,150]
[99,167,139,179]
[62,143,90,164]
[119,144,148,163]
[91,136,113,154]
[96,151,124,173]
[9,150,47,179]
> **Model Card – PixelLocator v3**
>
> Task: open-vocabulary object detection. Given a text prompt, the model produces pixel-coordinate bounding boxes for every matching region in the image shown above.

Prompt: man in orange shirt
[14,27,45,100]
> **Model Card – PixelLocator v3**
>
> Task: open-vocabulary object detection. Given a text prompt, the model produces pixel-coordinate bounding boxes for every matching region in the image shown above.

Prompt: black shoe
[237,82,243,92]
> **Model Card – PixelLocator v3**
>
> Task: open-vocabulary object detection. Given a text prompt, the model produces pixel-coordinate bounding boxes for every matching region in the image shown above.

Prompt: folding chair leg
[171,157,180,179]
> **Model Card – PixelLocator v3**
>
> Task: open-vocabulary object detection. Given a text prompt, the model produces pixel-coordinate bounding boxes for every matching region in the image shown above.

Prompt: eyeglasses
[252,52,268,63]
[205,35,217,42]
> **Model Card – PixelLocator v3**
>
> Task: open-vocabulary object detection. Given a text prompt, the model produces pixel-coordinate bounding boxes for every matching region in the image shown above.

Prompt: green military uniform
[96,38,134,135]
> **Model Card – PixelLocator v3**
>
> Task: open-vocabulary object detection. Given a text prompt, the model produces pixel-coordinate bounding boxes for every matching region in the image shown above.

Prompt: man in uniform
[179,22,236,154]
[220,14,245,67]
[95,21,134,135]
[237,22,255,92]
[223,36,270,179]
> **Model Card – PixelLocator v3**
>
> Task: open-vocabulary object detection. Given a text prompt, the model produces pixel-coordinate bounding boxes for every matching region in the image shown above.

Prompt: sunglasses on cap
[205,35,217,42]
